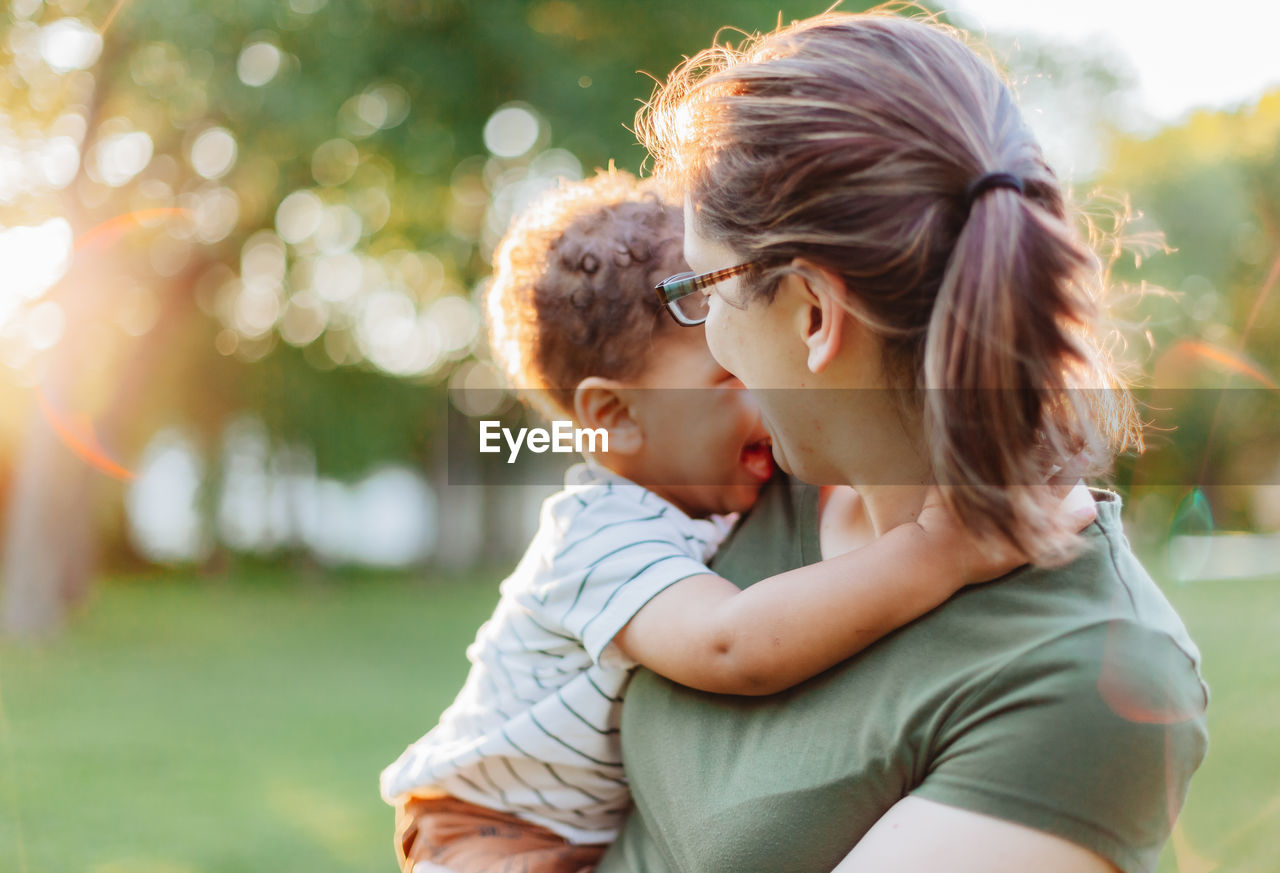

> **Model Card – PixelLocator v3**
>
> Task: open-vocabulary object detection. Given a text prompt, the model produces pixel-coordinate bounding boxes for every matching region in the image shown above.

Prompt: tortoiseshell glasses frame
[654,263,756,326]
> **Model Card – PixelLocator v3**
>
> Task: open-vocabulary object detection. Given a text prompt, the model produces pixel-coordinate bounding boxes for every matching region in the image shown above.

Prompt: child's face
[625,326,775,518]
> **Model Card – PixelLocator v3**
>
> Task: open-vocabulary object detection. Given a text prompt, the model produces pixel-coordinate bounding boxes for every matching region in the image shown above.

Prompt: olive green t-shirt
[598,476,1209,873]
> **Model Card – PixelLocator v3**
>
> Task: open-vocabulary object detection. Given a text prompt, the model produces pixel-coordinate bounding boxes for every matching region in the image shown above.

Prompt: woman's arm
[832,797,1119,873]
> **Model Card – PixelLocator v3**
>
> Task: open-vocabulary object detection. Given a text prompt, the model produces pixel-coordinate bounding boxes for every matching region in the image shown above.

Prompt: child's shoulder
[540,463,731,561]
[546,463,673,531]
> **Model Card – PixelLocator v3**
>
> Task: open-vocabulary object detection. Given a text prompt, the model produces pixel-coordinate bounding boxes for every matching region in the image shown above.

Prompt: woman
[596,11,1208,873]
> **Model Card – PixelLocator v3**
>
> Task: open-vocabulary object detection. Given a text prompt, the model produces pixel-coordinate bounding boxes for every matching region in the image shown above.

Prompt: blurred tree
[984,30,1141,181]
[1,0,866,636]
[1101,92,1280,527]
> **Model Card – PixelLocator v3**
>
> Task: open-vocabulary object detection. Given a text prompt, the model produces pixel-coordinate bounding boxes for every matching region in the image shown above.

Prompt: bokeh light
[339,83,410,139]
[126,430,211,563]
[34,135,80,187]
[389,249,444,298]
[449,359,507,417]
[483,103,542,158]
[313,466,437,567]
[355,288,443,377]
[196,417,435,565]
[279,291,328,346]
[428,294,479,358]
[313,203,362,253]
[241,231,287,282]
[312,138,360,187]
[190,126,238,180]
[233,278,283,339]
[237,41,282,87]
[0,218,73,330]
[308,252,363,303]
[90,128,153,187]
[180,184,240,244]
[38,18,102,73]
[11,0,43,19]
[351,186,391,234]
[481,147,582,254]
[275,189,325,244]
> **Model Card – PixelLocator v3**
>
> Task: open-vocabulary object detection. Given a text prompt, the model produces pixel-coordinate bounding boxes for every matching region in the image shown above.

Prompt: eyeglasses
[654,263,755,326]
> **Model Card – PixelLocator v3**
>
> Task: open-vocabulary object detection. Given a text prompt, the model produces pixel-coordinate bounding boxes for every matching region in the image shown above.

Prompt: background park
[1,1,1278,871]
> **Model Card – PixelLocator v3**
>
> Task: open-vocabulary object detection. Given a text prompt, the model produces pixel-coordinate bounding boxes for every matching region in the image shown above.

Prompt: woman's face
[682,200,913,488]
[682,201,823,480]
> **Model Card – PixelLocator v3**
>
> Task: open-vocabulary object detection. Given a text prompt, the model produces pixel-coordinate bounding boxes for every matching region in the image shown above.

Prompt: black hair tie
[964,172,1025,213]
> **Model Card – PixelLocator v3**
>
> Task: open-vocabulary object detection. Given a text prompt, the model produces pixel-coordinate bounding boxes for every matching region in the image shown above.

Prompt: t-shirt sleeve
[535,492,723,668]
[913,619,1209,873]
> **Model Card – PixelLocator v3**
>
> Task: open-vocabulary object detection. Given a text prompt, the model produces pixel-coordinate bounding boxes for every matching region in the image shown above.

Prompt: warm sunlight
[953,0,1280,126]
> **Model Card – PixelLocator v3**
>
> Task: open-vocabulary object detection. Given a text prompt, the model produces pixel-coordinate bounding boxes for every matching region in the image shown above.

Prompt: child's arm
[612,486,1096,697]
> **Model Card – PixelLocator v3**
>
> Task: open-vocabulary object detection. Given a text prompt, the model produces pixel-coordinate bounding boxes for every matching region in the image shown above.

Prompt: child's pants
[395,795,607,873]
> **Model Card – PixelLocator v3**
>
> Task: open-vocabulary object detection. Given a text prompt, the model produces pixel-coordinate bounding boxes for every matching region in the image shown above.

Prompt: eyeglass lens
[672,287,710,324]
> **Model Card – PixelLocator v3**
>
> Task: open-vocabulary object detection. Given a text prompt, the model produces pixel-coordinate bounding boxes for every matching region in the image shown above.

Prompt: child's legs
[396,795,606,873]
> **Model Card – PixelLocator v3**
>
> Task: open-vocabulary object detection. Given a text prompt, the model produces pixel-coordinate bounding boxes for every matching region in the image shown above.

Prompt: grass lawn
[1156,572,1280,873]
[0,562,1275,873]
[0,568,502,873]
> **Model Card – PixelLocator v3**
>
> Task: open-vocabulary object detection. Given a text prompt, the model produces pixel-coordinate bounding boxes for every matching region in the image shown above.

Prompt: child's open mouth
[740,436,775,483]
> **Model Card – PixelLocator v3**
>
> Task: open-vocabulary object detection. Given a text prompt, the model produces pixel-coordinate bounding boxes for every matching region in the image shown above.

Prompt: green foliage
[3,0,860,480]
[3,1,873,572]
[248,344,440,478]
[1100,94,1280,526]
[1105,94,1280,353]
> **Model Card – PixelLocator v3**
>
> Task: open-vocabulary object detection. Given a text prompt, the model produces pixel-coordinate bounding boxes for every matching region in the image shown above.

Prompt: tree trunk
[0,395,96,638]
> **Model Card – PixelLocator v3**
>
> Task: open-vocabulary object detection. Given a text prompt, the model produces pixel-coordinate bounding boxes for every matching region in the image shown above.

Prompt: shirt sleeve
[913,619,1209,873]
[535,490,724,668]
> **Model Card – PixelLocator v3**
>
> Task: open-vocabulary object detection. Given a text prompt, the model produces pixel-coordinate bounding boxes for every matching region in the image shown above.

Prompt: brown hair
[639,8,1141,557]
[486,169,687,419]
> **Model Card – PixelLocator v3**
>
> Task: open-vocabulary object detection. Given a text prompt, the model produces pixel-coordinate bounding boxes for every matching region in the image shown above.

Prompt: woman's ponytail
[924,182,1110,559]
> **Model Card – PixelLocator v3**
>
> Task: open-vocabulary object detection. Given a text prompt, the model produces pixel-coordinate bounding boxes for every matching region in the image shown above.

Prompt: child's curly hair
[486,169,687,420]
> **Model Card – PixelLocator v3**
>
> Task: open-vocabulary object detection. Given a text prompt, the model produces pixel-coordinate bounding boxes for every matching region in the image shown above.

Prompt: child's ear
[787,260,848,375]
[573,377,643,455]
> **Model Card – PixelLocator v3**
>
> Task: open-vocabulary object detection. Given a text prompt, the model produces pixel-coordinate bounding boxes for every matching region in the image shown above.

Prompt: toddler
[380,171,1074,873]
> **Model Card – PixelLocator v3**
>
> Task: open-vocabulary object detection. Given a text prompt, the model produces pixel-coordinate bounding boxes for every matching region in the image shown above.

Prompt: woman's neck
[856,483,930,537]
[815,481,930,559]
[821,407,932,538]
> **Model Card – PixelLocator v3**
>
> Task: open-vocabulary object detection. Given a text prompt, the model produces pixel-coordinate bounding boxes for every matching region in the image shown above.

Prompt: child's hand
[914,493,1020,587]
[916,479,1098,586]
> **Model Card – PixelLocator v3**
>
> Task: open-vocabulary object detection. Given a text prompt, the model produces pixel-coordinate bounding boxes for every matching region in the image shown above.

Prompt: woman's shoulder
[933,488,1209,735]
[1009,488,1204,671]
[800,486,1212,739]
[858,491,1208,872]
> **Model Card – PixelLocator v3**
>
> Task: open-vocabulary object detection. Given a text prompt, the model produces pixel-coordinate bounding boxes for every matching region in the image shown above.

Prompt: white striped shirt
[380,463,732,844]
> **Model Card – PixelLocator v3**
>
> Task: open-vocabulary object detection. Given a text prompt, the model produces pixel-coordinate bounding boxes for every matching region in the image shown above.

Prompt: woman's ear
[789,261,848,374]
[573,377,643,455]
